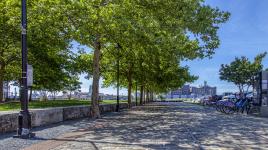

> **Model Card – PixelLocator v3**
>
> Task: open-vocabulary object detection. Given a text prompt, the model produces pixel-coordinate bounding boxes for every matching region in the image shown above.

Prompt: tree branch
[5,54,19,65]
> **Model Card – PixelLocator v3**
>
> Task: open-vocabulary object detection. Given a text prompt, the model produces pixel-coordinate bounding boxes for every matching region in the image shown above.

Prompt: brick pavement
[21,102,268,150]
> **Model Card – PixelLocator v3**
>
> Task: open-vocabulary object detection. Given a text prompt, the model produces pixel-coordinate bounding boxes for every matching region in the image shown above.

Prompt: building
[168,81,217,98]
[190,81,217,97]
[170,85,191,98]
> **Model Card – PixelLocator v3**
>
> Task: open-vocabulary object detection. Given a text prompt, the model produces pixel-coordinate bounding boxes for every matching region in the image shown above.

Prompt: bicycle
[221,98,252,114]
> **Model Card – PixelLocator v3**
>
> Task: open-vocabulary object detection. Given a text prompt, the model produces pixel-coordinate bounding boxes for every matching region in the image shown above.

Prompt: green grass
[0,100,127,111]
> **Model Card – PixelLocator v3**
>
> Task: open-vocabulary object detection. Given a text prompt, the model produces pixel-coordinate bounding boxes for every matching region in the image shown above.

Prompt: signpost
[14,0,34,138]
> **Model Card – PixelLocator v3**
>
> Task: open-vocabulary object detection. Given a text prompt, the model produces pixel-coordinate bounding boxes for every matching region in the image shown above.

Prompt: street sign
[27,65,33,86]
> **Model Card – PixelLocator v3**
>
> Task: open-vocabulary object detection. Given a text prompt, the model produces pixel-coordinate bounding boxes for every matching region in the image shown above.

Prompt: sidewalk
[1,102,268,150]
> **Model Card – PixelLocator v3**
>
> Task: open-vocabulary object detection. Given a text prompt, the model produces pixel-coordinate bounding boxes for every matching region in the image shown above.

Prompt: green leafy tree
[100,0,230,105]
[74,52,93,80]
[0,1,20,102]
[219,52,267,95]
[63,76,81,100]
[1,0,75,102]
[65,0,229,117]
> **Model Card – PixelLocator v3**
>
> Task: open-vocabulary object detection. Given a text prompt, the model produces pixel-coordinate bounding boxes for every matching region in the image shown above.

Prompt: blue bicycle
[223,98,252,114]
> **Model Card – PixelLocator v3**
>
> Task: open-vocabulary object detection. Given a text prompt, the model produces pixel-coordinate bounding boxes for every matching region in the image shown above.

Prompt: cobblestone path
[2,102,268,150]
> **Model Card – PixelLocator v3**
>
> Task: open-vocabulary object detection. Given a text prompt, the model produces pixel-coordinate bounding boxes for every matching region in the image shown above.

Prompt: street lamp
[135,81,138,106]
[116,43,121,112]
[14,0,34,138]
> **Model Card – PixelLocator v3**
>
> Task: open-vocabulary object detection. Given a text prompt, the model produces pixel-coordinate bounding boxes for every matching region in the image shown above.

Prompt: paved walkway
[2,102,268,150]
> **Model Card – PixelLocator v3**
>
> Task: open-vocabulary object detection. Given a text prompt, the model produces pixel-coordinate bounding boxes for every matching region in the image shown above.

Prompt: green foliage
[98,0,229,95]
[219,52,267,93]
[1,0,229,112]
[63,77,81,94]
[0,0,78,100]
[74,52,93,79]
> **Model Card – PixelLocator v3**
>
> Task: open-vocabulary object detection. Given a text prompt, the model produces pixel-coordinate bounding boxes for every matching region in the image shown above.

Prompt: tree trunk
[144,89,147,103]
[252,81,255,98]
[135,82,138,106]
[238,85,243,96]
[127,64,133,108]
[91,34,101,118]
[68,91,72,100]
[29,87,32,102]
[0,66,4,103]
[5,81,9,101]
[148,91,151,102]
[146,90,149,103]
[53,92,57,100]
[143,86,146,104]
[140,85,144,105]
[127,78,132,108]
[41,91,48,101]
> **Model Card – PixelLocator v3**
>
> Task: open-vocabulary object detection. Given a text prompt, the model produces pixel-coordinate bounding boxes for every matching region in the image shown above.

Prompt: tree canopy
[219,52,267,94]
[0,0,79,102]
[1,0,229,118]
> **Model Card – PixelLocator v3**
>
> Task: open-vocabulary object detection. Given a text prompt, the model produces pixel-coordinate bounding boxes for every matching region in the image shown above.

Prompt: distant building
[77,92,91,100]
[170,85,191,98]
[167,81,217,98]
[191,81,217,97]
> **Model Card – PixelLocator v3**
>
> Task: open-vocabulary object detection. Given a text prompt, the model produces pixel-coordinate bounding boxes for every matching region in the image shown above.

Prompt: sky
[78,0,268,95]
[182,0,268,94]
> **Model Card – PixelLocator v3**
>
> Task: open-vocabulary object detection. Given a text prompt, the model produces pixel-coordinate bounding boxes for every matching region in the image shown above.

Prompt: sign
[27,65,33,86]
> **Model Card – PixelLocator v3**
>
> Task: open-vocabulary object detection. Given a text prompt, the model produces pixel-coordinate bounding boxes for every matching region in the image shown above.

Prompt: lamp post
[14,0,34,138]
[116,43,121,112]
[135,81,138,106]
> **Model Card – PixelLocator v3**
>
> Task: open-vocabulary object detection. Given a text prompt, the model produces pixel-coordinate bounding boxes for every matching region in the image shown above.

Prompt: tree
[219,52,267,95]
[63,76,81,100]
[100,0,230,106]
[1,0,74,102]
[27,0,75,100]
[74,52,93,79]
[0,1,20,102]
[23,0,229,118]
[64,0,114,118]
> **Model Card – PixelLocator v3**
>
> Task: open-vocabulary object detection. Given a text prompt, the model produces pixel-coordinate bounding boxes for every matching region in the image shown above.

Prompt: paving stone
[1,102,268,150]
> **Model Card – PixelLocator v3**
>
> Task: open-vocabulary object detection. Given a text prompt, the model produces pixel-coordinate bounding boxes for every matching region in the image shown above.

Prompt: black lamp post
[14,0,34,138]
[135,81,138,106]
[116,43,121,112]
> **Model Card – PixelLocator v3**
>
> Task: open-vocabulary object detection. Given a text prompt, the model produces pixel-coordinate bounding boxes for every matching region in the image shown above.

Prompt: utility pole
[14,0,34,138]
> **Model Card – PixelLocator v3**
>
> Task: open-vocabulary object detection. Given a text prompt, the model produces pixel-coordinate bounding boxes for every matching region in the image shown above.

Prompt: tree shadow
[73,102,268,149]
[1,102,268,149]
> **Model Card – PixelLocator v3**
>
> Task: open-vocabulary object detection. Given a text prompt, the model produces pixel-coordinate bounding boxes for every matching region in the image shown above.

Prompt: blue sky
[79,0,268,95]
[182,0,268,94]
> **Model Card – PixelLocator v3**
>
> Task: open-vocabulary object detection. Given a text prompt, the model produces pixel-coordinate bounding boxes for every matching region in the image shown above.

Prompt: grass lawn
[0,100,127,111]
